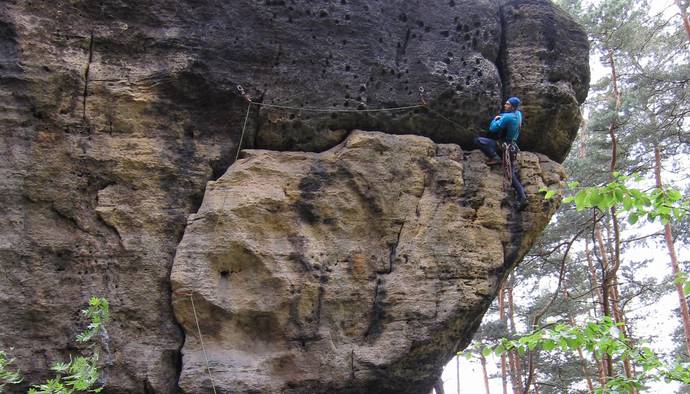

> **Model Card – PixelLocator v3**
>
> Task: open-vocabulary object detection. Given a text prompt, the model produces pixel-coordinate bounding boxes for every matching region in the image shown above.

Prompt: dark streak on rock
[395,28,411,66]
[82,31,94,122]
[288,234,311,272]
[363,278,386,341]
[315,286,324,325]
[337,163,384,217]
[388,220,405,273]
[293,162,334,224]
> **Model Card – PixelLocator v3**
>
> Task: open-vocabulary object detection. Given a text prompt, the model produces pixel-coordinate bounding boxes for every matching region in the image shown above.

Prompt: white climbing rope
[234,102,253,162]
[251,100,425,113]
[189,293,218,394]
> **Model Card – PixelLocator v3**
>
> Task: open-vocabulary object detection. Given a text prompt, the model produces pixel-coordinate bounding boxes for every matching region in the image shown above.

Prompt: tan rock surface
[172,130,564,393]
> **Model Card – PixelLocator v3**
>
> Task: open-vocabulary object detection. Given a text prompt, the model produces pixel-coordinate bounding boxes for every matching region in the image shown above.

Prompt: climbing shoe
[486,157,502,166]
[517,199,528,211]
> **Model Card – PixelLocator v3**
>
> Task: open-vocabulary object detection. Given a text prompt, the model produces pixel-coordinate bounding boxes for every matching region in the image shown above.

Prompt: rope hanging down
[174,290,217,394]
[189,293,218,394]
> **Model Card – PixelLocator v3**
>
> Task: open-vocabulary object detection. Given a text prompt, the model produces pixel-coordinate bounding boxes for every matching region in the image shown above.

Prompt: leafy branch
[28,297,109,394]
[0,349,22,392]
[479,317,690,393]
[0,297,110,394]
[540,172,688,225]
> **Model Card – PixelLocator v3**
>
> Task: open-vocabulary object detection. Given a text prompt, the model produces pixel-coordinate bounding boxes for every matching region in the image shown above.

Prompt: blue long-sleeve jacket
[489,110,522,142]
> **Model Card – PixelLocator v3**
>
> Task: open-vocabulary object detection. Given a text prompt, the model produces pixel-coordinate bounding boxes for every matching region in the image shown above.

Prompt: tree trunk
[507,279,524,393]
[609,276,636,392]
[480,353,491,394]
[654,146,690,356]
[585,239,608,385]
[457,354,461,394]
[676,0,690,43]
[563,286,595,394]
[594,225,615,377]
[498,286,508,394]
[585,239,604,319]
[579,101,606,389]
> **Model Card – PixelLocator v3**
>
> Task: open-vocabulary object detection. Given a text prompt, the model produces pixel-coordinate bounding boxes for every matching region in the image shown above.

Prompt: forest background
[442,0,690,392]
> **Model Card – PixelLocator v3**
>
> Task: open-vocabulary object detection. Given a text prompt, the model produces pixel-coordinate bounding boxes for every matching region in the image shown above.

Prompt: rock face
[172,130,565,393]
[0,0,586,392]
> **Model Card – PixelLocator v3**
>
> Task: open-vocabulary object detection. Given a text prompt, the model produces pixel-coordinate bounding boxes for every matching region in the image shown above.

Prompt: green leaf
[623,196,633,210]
[495,343,505,355]
[482,346,492,358]
[628,213,639,225]
[597,194,610,211]
[545,190,556,200]
[668,189,682,202]
[574,190,588,210]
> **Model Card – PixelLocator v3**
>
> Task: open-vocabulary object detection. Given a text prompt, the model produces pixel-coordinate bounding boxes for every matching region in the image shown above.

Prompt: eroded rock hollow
[0,0,587,392]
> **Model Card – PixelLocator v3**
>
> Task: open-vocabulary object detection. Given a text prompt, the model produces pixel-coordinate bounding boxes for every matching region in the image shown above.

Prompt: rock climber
[474,96,528,211]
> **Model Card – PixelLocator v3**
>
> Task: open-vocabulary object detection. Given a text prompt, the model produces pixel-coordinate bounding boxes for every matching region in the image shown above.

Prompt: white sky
[441,1,686,393]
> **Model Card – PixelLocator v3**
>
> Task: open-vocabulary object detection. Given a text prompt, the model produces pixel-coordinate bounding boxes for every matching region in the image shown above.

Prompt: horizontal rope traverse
[236,84,465,130]
[237,85,428,113]
[232,85,469,160]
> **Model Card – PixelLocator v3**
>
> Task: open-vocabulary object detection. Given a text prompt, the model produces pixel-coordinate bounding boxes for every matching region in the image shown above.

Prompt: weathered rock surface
[172,130,565,393]
[0,0,585,392]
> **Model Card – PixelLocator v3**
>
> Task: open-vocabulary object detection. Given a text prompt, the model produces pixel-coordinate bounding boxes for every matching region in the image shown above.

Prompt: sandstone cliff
[0,0,587,392]
[172,130,564,393]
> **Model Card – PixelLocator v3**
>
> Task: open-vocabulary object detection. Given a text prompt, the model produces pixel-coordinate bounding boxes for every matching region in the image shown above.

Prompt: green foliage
[28,355,102,394]
[478,317,690,393]
[27,297,109,394]
[76,297,109,344]
[0,348,22,392]
[542,173,688,225]
[0,297,109,393]
[675,272,690,295]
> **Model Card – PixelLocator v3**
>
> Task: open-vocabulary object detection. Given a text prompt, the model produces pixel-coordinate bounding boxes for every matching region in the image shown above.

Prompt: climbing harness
[500,142,513,192]
[499,141,520,192]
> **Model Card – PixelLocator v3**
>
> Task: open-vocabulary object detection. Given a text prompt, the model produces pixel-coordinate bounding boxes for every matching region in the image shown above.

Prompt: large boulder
[171,130,565,393]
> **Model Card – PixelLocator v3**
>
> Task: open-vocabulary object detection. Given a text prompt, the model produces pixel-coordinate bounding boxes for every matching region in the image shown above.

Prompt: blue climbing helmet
[507,96,521,108]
